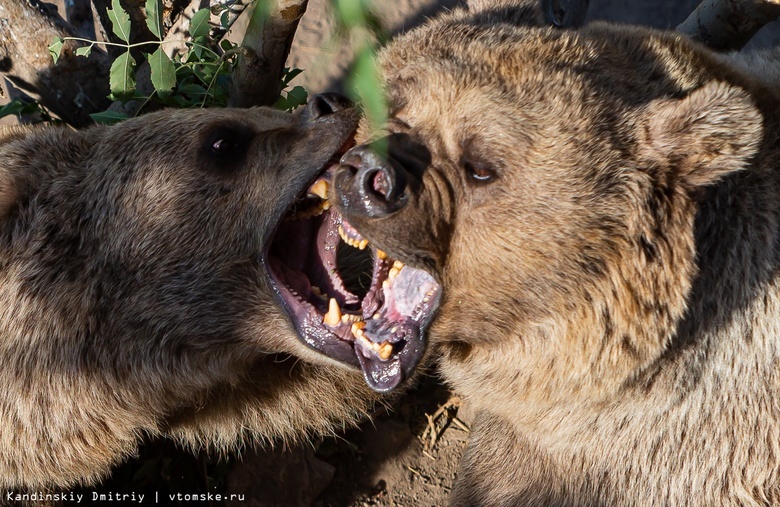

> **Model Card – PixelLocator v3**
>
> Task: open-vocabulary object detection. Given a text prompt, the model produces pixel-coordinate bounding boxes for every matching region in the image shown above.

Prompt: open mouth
[266,161,441,392]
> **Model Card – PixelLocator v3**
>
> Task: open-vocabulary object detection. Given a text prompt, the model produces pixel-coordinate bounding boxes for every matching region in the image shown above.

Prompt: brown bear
[320,3,780,506]
[0,94,384,490]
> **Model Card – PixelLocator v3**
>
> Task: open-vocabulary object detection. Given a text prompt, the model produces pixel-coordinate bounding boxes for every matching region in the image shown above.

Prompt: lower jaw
[265,178,441,392]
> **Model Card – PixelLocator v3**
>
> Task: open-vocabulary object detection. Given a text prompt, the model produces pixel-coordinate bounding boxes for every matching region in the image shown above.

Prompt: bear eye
[463,158,497,183]
[200,122,253,172]
[211,137,238,154]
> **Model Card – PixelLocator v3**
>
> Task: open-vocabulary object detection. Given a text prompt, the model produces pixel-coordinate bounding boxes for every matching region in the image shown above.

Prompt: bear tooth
[338,225,348,243]
[392,260,404,270]
[376,249,387,260]
[351,321,366,335]
[382,279,390,289]
[372,313,380,320]
[311,286,322,296]
[388,267,400,280]
[322,201,331,210]
[323,298,341,327]
[309,179,329,200]
[378,342,393,360]
[358,239,369,250]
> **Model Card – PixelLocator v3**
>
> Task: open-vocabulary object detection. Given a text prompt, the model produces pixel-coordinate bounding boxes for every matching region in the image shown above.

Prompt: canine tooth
[339,225,347,243]
[378,342,393,360]
[388,267,400,280]
[323,298,342,327]
[358,239,369,250]
[376,249,387,260]
[310,179,329,200]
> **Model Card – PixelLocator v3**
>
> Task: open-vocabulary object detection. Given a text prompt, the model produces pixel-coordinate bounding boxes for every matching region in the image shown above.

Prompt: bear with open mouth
[0,94,389,490]
[307,1,780,505]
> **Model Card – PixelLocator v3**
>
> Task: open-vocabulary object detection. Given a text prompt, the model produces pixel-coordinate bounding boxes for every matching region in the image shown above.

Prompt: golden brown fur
[333,4,780,505]
[0,104,379,489]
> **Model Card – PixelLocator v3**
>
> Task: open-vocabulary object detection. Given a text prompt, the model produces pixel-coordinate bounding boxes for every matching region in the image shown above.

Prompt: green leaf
[144,0,163,39]
[109,51,137,100]
[89,111,129,125]
[107,0,132,43]
[189,8,210,38]
[178,83,208,96]
[148,47,176,96]
[48,37,64,64]
[334,0,367,28]
[275,85,308,112]
[0,100,27,118]
[350,49,387,131]
[75,45,93,57]
[286,85,308,107]
[220,39,236,52]
[282,67,304,86]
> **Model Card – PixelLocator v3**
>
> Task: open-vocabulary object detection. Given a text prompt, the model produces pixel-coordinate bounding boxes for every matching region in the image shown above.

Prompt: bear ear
[638,81,763,189]
[466,0,589,28]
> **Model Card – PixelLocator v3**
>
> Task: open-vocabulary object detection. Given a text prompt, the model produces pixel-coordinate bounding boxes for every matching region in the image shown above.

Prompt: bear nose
[306,93,353,119]
[335,134,430,218]
[344,145,406,216]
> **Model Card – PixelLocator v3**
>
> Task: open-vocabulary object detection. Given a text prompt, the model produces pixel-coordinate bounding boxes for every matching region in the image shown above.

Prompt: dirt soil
[53,1,780,506]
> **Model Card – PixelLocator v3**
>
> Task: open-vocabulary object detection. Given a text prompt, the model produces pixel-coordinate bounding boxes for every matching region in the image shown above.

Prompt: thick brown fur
[335,4,780,506]
[0,105,381,489]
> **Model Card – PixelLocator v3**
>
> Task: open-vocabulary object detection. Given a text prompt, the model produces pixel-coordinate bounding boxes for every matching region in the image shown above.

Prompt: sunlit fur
[355,3,780,505]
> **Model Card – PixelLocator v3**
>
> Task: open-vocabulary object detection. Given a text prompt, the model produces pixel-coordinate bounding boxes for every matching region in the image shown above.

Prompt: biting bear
[0,95,383,489]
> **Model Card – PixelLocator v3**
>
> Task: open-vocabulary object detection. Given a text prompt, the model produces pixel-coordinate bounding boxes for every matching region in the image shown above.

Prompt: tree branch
[229,0,309,108]
[0,0,111,126]
[677,0,780,51]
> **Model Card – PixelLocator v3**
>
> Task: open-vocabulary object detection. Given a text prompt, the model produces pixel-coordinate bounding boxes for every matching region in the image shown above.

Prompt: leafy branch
[45,0,308,124]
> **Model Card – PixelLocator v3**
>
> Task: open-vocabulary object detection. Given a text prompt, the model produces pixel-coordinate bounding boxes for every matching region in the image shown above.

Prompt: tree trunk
[0,0,112,127]
[229,0,309,108]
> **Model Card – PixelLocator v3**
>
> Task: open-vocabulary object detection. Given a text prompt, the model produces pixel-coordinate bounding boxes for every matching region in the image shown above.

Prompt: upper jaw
[262,160,442,392]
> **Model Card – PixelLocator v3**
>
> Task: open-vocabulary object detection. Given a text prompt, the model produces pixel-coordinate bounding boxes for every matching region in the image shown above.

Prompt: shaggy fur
[333,3,780,506]
[0,104,380,489]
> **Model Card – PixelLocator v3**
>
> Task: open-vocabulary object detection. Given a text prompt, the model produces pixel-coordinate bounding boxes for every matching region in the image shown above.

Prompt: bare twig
[677,0,780,51]
[229,0,309,108]
[420,396,462,452]
[0,0,111,126]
